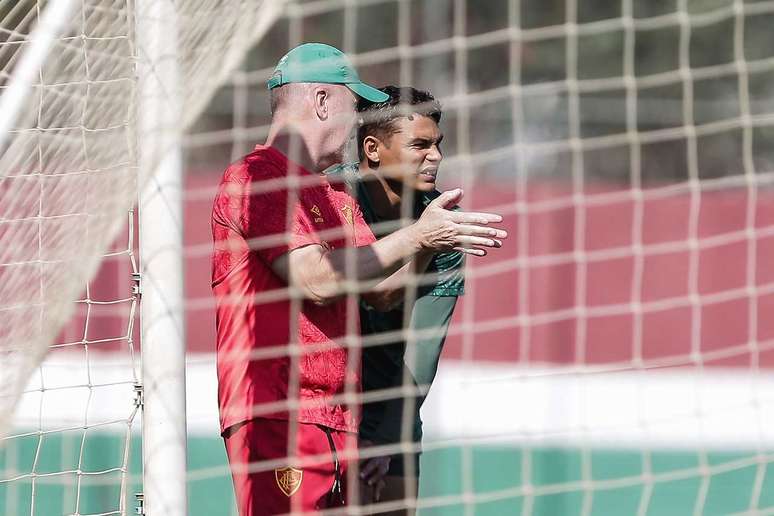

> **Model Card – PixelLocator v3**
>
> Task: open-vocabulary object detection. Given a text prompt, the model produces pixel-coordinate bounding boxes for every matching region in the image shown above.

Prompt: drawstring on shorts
[319,425,345,506]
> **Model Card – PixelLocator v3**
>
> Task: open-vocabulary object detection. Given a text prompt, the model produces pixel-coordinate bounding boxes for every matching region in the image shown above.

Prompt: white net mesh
[0,0,137,440]
[0,215,140,515]
[183,0,774,515]
[0,0,284,514]
[3,0,774,515]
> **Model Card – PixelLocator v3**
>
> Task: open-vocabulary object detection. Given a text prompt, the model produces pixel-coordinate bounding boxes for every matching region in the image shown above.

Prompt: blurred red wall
[62,172,774,370]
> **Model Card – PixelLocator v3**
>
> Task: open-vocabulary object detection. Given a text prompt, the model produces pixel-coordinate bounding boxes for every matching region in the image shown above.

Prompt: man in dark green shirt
[329,86,503,513]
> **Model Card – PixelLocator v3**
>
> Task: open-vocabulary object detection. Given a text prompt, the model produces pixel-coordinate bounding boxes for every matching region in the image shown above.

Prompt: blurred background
[2,0,774,514]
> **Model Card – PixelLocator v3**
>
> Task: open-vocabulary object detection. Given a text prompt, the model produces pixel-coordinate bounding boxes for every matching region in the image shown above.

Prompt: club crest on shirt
[275,466,303,497]
[310,205,324,223]
[341,205,354,226]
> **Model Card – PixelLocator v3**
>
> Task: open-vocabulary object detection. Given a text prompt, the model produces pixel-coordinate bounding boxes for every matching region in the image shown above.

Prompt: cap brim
[346,82,389,103]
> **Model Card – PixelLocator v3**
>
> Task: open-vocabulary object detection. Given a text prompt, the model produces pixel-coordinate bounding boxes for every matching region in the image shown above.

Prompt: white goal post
[0,1,285,515]
[3,1,774,516]
[135,0,186,514]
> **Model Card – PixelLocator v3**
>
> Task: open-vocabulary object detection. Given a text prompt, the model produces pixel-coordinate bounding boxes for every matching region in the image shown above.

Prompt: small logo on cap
[269,70,282,86]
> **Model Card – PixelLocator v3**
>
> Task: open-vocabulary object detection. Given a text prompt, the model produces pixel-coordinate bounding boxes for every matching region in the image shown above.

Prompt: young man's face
[375,114,443,193]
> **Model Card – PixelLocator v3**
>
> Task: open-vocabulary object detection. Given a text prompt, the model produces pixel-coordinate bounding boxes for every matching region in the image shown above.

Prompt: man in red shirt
[212,43,507,515]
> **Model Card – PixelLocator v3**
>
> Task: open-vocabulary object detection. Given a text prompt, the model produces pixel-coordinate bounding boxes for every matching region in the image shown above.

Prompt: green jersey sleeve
[418,190,466,297]
[423,250,465,297]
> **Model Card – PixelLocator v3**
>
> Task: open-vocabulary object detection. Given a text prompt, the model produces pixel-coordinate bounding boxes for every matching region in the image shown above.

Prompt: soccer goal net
[3,0,774,515]
[0,0,283,514]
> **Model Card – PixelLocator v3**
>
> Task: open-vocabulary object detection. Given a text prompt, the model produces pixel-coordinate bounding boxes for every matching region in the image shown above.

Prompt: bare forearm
[274,188,506,305]
[361,250,435,311]
[277,225,424,305]
[327,224,423,283]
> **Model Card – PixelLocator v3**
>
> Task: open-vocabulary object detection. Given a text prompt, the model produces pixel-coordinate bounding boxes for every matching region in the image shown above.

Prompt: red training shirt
[211,145,376,435]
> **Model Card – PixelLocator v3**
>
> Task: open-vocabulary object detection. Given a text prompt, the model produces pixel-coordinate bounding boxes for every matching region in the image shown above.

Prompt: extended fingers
[453,246,487,256]
[360,459,379,481]
[455,234,503,249]
[453,211,504,225]
[457,224,508,240]
[360,457,390,484]
[373,478,386,502]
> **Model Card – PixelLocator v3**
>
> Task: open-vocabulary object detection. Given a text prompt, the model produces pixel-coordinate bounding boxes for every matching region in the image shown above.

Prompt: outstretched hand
[412,188,508,256]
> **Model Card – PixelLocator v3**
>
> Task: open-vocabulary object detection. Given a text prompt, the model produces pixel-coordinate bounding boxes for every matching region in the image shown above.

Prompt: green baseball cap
[267,43,389,103]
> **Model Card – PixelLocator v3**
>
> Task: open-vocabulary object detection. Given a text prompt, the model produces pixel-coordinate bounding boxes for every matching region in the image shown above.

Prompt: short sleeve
[424,250,465,297]
[239,180,322,265]
[352,200,377,247]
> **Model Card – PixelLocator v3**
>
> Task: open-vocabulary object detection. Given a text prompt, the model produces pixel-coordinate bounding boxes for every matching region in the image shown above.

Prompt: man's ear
[363,135,381,163]
[314,87,328,121]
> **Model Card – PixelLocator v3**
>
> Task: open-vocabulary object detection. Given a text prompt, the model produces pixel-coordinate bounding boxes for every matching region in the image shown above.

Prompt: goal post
[135,0,187,515]
[3,1,774,515]
[0,0,286,514]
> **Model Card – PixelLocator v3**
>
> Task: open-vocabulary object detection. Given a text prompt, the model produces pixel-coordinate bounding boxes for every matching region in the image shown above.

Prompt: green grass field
[3,432,773,515]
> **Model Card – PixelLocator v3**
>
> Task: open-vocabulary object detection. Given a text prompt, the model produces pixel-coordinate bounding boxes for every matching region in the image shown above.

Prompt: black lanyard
[319,425,345,506]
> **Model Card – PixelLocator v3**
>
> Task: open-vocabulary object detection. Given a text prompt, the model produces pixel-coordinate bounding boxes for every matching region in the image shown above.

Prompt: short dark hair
[356,86,442,162]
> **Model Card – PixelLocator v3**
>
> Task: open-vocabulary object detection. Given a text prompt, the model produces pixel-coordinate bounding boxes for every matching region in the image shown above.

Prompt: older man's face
[324,86,358,160]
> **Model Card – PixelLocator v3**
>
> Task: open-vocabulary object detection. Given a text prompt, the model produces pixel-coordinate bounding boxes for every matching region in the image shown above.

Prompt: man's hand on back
[359,439,390,504]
